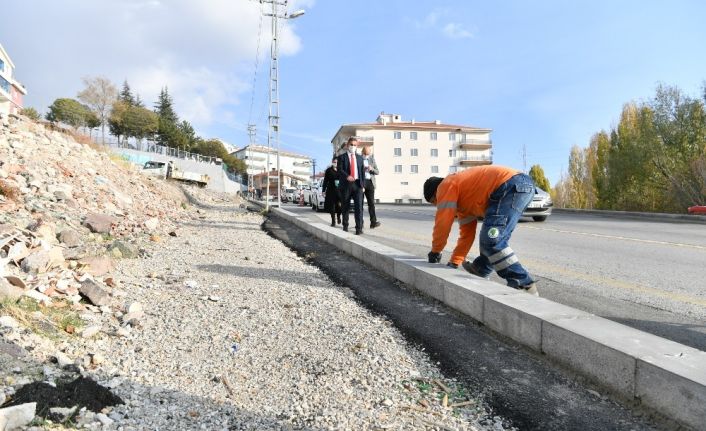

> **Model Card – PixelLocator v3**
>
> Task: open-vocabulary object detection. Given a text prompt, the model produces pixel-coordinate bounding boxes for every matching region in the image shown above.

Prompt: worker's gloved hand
[446,262,458,269]
[427,251,442,263]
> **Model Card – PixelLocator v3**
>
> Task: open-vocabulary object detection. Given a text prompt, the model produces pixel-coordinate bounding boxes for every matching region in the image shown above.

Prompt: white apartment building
[232,145,313,183]
[0,43,27,117]
[331,113,493,203]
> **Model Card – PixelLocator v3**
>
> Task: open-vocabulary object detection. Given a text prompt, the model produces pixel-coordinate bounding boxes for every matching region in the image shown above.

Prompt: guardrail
[105,140,222,165]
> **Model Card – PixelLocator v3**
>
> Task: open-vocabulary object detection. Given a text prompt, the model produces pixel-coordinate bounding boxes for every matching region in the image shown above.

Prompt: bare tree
[77,76,118,144]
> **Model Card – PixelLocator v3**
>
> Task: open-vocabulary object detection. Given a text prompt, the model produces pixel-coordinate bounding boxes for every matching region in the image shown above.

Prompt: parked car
[311,179,325,211]
[522,187,553,221]
[301,183,314,206]
[282,187,297,203]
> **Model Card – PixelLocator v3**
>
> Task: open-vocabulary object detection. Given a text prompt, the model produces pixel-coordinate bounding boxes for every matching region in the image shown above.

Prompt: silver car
[523,187,553,222]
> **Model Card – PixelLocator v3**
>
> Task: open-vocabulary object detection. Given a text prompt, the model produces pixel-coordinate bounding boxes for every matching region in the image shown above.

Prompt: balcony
[354,136,374,144]
[456,155,493,166]
[457,139,492,150]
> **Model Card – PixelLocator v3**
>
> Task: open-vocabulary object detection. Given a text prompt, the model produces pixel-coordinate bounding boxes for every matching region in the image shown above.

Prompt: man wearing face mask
[337,137,366,234]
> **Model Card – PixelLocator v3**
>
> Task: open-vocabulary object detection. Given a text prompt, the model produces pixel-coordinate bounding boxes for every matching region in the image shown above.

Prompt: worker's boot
[521,282,539,297]
[461,260,490,280]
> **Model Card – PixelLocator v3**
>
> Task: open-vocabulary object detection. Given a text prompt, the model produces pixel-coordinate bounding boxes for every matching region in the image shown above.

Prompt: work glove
[446,262,458,269]
[427,251,442,263]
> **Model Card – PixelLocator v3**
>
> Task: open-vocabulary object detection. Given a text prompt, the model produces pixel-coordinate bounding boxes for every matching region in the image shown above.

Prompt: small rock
[0,402,36,430]
[91,353,105,365]
[79,256,115,277]
[108,240,138,259]
[95,412,113,426]
[0,316,20,329]
[0,278,24,301]
[79,279,111,306]
[184,280,198,288]
[81,325,102,338]
[82,213,116,234]
[143,217,159,231]
[53,351,73,368]
[58,229,82,248]
[48,405,77,423]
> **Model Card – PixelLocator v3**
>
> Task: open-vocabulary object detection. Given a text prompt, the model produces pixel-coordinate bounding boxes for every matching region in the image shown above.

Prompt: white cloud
[410,9,474,40]
[3,0,310,129]
[442,23,474,39]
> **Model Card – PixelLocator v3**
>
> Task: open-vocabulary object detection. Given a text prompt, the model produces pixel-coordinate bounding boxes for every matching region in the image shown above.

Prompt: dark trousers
[364,179,377,224]
[341,182,364,230]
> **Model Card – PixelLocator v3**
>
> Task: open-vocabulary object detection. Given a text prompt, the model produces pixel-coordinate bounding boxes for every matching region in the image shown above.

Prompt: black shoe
[370,221,381,228]
[330,221,335,227]
[343,226,348,232]
[355,229,363,235]
[462,260,490,280]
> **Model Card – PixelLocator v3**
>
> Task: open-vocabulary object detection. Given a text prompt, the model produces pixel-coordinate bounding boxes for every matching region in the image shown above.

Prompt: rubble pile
[0,114,189,310]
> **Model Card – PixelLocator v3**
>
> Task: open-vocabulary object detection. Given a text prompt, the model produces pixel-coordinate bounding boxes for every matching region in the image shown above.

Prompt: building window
[410,131,418,140]
[400,182,409,185]
[394,147,402,156]
[411,165,419,174]
[431,149,438,157]
[395,199,403,204]
[0,59,4,73]
[409,199,423,204]
[431,166,439,173]
[449,132,456,141]
[430,132,437,140]
[410,148,418,156]
[449,166,458,173]
[393,131,402,139]
[448,149,457,157]
[394,165,402,173]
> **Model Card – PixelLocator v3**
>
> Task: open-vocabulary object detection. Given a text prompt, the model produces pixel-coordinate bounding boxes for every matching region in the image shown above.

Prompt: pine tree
[119,80,136,106]
[154,87,180,148]
[154,87,178,124]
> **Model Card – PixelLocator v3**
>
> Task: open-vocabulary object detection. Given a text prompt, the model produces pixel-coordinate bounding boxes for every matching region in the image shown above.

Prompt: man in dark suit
[337,137,365,234]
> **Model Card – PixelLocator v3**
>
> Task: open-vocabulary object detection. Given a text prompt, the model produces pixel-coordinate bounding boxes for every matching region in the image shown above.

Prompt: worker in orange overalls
[423,165,538,296]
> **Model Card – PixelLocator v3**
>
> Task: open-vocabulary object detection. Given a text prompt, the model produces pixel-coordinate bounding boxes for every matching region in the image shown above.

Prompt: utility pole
[521,143,527,173]
[247,124,256,197]
[311,159,316,182]
[260,0,305,211]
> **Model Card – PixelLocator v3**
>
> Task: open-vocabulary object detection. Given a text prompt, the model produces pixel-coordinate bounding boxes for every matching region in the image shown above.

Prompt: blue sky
[3,0,706,184]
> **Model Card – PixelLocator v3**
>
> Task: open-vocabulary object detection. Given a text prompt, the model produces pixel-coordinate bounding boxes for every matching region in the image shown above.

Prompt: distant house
[0,43,27,117]
[232,145,313,182]
[331,113,493,203]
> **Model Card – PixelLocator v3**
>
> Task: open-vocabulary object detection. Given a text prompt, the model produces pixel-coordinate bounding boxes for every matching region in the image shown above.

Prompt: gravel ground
[47,196,508,430]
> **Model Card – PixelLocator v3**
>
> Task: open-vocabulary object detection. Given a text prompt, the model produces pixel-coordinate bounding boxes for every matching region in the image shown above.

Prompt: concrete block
[443,276,508,322]
[482,294,559,350]
[636,350,706,430]
[360,243,407,277]
[543,316,644,398]
[394,257,424,286]
[349,240,364,260]
[411,264,450,301]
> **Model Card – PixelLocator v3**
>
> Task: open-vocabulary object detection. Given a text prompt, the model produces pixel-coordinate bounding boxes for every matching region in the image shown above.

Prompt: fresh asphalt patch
[263,214,669,431]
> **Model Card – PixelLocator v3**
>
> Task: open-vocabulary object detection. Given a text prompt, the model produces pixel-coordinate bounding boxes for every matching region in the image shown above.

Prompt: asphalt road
[264,215,664,431]
[283,203,706,352]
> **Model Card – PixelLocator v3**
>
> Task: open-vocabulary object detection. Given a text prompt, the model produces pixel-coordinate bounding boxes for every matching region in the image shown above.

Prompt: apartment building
[232,144,313,182]
[331,113,492,203]
[0,43,27,117]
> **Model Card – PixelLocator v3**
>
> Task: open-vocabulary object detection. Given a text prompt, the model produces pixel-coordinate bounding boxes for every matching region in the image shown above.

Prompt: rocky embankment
[0,115,501,430]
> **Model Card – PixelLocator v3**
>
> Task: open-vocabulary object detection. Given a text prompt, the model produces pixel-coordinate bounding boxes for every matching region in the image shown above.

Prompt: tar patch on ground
[2,376,123,419]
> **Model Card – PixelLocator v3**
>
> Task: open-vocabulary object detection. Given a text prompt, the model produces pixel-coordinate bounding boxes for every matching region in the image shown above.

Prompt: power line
[247,2,264,126]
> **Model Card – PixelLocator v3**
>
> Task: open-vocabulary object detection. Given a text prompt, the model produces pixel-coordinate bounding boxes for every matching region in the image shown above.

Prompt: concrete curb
[257,201,706,430]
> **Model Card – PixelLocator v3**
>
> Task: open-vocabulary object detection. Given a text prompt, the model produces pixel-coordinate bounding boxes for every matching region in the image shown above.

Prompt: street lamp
[261,0,305,211]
